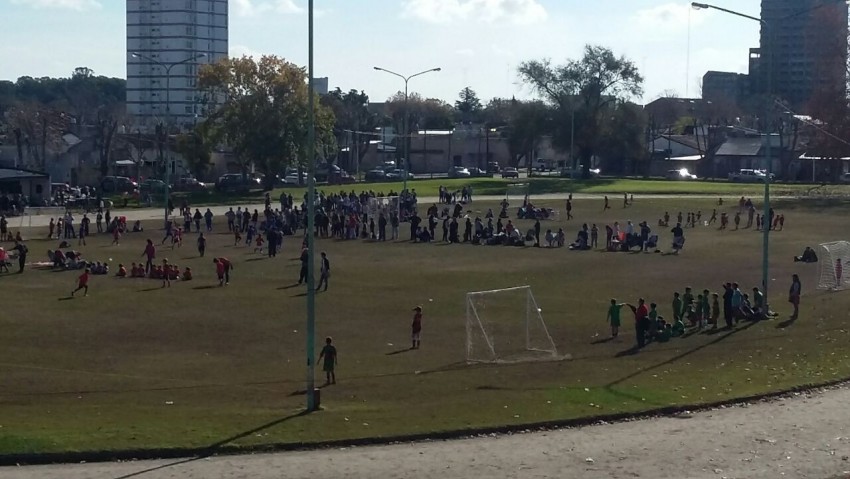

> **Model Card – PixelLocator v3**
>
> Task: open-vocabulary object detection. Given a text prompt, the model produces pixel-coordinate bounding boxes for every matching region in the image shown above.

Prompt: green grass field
[133,177,850,209]
[2,197,850,456]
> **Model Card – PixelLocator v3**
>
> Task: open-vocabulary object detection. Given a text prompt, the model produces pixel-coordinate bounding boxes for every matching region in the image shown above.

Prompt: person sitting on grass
[545,229,556,248]
[794,246,818,263]
[116,263,127,277]
[182,267,193,281]
[658,321,672,342]
[672,317,686,337]
[132,220,143,233]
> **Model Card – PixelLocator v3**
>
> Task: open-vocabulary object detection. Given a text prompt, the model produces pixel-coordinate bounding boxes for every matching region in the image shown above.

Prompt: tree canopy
[198,55,336,189]
[519,45,645,176]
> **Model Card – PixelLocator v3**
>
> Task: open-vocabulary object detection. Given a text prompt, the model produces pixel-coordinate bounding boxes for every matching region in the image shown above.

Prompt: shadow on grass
[590,337,615,345]
[776,317,797,329]
[245,257,266,262]
[137,287,163,292]
[277,283,300,290]
[113,410,311,479]
[603,322,757,404]
[385,348,413,356]
[193,285,218,290]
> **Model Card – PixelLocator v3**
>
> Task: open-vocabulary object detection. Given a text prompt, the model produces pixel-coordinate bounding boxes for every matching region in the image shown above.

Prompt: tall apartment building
[702,71,749,105]
[754,0,848,111]
[126,0,228,131]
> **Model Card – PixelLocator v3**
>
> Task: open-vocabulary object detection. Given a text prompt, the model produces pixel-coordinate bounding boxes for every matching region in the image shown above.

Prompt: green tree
[198,55,336,190]
[175,126,213,179]
[455,86,482,124]
[321,88,380,171]
[518,45,644,177]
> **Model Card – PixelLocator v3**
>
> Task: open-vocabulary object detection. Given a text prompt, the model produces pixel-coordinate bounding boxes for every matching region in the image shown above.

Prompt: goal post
[465,285,560,363]
[17,206,67,229]
[367,196,401,223]
[818,241,850,291]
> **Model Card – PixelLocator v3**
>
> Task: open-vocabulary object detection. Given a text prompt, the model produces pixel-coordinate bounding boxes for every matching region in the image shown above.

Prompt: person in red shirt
[411,306,423,350]
[626,298,650,348]
[141,239,156,274]
[214,257,233,286]
[71,268,91,297]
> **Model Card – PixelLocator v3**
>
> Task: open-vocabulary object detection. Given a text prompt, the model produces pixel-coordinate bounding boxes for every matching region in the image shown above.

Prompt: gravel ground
[5,386,850,479]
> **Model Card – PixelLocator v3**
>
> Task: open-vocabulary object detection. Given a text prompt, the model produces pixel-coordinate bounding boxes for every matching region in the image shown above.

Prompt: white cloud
[455,48,475,57]
[10,0,100,10]
[233,0,303,17]
[632,2,708,31]
[403,0,547,25]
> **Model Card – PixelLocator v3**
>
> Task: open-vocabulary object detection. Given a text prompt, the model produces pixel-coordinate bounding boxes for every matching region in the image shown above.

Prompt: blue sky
[1,0,762,104]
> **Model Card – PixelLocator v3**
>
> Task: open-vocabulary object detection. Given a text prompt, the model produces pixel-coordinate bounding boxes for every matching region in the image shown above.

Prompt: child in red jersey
[71,268,91,297]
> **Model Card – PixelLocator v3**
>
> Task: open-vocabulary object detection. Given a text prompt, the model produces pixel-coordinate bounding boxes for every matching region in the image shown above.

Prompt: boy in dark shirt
[319,337,337,385]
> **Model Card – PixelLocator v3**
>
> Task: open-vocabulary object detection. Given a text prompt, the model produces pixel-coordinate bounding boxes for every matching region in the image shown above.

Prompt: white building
[126,0,229,132]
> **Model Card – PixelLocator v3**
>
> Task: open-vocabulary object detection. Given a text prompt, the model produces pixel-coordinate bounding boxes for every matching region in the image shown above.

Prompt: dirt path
[5,386,850,479]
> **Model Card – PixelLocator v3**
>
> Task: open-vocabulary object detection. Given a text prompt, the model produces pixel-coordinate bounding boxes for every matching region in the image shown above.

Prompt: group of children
[115,260,192,284]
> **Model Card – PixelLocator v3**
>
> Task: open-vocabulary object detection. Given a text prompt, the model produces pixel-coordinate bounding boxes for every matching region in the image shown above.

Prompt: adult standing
[566,199,573,220]
[789,274,802,320]
[626,298,649,348]
[12,240,27,273]
[204,208,214,232]
[722,282,734,329]
[298,246,309,284]
[193,209,203,233]
[390,211,399,240]
[378,212,387,241]
[534,219,541,247]
[671,222,685,254]
[316,252,330,292]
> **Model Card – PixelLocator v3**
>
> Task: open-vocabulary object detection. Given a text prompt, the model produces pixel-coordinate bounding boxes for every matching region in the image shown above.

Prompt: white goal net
[466,285,559,363]
[818,241,850,291]
[18,206,68,228]
[367,196,400,223]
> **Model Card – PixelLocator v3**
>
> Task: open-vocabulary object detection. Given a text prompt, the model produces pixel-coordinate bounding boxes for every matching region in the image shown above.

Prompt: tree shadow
[113,410,312,479]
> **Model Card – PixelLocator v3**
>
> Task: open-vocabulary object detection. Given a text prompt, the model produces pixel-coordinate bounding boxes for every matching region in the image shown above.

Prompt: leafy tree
[4,103,69,169]
[518,45,644,176]
[175,126,213,179]
[321,88,379,171]
[506,100,552,169]
[384,91,454,161]
[455,86,482,124]
[93,105,121,180]
[198,55,336,190]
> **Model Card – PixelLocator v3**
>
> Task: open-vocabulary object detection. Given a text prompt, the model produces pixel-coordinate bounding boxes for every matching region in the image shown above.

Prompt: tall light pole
[373,66,441,192]
[305,0,318,412]
[130,52,206,227]
[691,0,846,310]
[692,2,774,308]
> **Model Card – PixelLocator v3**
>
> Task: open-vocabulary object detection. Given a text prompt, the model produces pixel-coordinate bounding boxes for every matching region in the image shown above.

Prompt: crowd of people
[608,277,799,349]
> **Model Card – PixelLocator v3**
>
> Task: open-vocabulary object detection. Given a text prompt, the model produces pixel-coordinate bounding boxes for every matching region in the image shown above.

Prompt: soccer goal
[818,241,850,290]
[466,285,560,363]
[17,206,67,229]
[367,196,400,223]
[505,183,529,204]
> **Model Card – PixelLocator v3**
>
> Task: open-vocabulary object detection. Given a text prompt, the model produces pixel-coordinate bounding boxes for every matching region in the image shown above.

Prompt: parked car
[175,176,207,191]
[487,161,501,173]
[559,166,601,179]
[501,167,520,179]
[728,169,774,183]
[140,179,170,194]
[283,173,314,185]
[101,176,138,194]
[215,173,262,192]
[365,169,389,181]
[665,168,698,180]
[468,167,490,177]
[386,169,414,180]
[328,170,356,185]
[449,166,471,178]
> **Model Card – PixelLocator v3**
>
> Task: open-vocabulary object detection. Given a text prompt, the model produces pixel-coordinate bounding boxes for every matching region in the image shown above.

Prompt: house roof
[0,167,50,181]
[715,137,764,157]
[655,134,701,151]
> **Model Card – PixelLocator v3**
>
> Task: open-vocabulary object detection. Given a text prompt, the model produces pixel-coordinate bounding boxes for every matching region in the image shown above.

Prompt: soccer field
[1,197,850,456]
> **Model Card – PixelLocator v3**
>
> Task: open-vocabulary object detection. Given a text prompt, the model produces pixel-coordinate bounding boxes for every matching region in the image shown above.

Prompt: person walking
[411,306,423,349]
[197,233,207,257]
[12,240,27,273]
[316,252,330,292]
[319,337,337,385]
[789,274,802,320]
[566,199,573,220]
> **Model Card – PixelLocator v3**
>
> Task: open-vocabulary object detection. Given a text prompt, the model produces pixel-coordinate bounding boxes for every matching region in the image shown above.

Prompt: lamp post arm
[691,3,764,23]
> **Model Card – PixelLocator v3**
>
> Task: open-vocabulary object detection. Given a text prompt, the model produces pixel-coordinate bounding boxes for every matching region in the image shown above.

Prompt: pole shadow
[112,410,311,479]
[385,348,413,356]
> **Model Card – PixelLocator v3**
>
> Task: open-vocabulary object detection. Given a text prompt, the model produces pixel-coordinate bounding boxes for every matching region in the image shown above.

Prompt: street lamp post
[130,52,206,227]
[373,66,441,192]
[692,0,848,311]
[306,0,318,412]
[691,2,774,308]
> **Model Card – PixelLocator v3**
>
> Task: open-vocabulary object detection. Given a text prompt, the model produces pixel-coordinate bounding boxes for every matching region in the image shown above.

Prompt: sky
[0,0,763,105]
